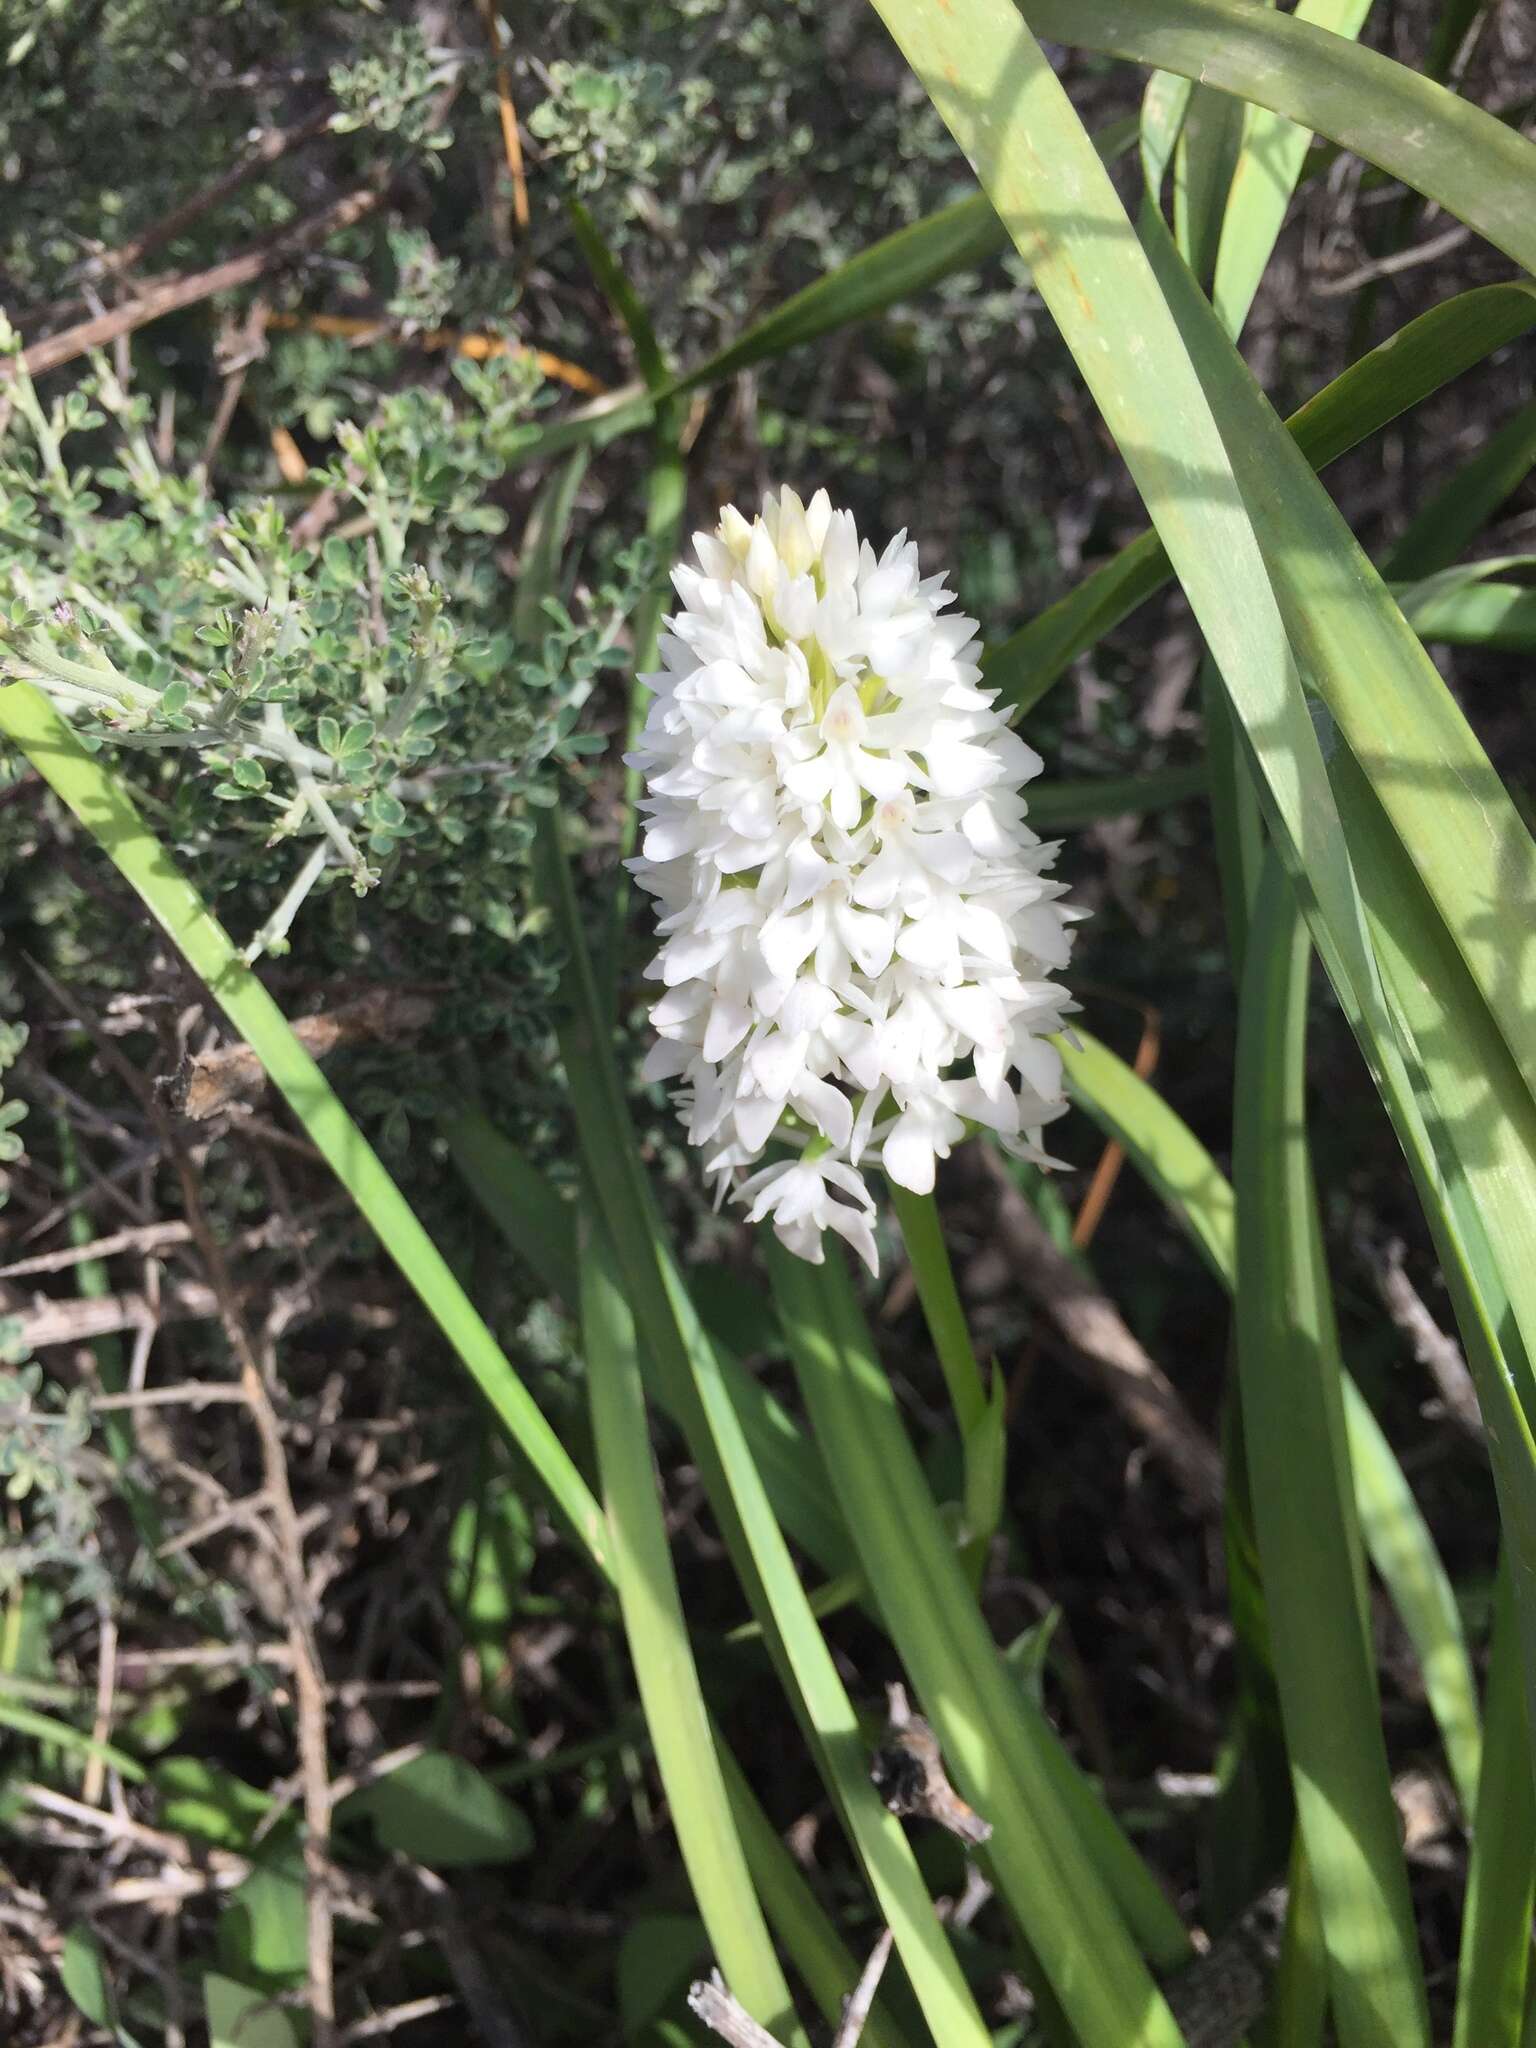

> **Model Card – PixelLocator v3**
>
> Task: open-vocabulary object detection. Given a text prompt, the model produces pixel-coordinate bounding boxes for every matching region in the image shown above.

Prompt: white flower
[629,488,1081,1272]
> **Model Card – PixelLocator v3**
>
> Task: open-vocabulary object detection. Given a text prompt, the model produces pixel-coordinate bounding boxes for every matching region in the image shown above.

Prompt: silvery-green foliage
[0,324,645,1160]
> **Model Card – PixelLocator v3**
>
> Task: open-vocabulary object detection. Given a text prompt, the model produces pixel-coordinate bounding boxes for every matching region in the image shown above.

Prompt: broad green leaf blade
[1453,1561,1535,2048]
[204,1976,301,2048]
[771,1242,1191,2048]
[1397,578,1536,651]
[1058,1027,1482,1825]
[1022,0,1536,272]
[1211,0,1377,338]
[986,280,1536,713]
[1268,1839,1330,2048]
[0,683,612,1574]
[1234,864,1429,2048]
[582,1205,804,2048]
[1384,395,1536,582]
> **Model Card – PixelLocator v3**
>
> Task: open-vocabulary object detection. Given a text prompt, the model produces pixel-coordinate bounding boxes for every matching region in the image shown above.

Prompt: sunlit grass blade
[1211,0,1378,337]
[1234,862,1429,2047]
[531,813,993,2048]
[1058,1026,1483,1819]
[581,1203,807,2048]
[1347,1386,1481,1814]
[0,681,610,1572]
[1453,1560,1535,2048]
[0,1696,146,1781]
[1022,0,1536,270]
[888,1184,1002,1549]
[986,280,1536,713]
[1384,394,1536,582]
[1397,576,1536,651]
[771,1242,1191,2047]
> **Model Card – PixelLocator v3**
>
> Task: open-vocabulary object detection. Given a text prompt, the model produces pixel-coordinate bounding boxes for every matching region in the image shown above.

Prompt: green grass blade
[0,1696,146,1781]
[771,1243,1191,2047]
[1384,395,1536,582]
[581,1204,806,2048]
[1023,0,1536,271]
[1266,1837,1330,2048]
[888,1184,1000,1546]
[1058,1027,1483,1821]
[1234,862,1429,2048]
[510,447,588,644]
[1211,0,1377,338]
[1025,762,1207,830]
[1397,578,1536,651]
[986,280,1536,713]
[0,681,610,1572]
[1453,1561,1535,2048]
[445,1107,855,1583]
[441,1113,580,1303]
[1171,83,1245,286]
[1346,1385,1481,1814]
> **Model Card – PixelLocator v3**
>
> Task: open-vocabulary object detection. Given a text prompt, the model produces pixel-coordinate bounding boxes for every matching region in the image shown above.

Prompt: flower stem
[888,1182,1005,1558]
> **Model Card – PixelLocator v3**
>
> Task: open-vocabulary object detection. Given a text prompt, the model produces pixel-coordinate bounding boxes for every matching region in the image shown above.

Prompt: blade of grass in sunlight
[985,279,1536,714]
[1210,0,1378,337]
[581,1205,807,2048]
[1268,1838,1331,2048]
[1396,577,1536,651]
[1170,80,1244,286]
[888,1185,1003,1551]
[1452,1561,1535,2048]
[0,680,610,1573]
[1234,862,1429,2047]
[771,1241,1192,2047]
[1057,1027,1482,1820]
[1022,0,1536,272]
[0,1697,146,1781]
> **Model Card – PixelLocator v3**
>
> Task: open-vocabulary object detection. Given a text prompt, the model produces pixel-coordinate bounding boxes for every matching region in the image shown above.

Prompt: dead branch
[164,989,435,1121]
[966,1144,1224,1517]
[871,1682,992,1846]
[1357,1226,1483,1442]
[15,186,383,381]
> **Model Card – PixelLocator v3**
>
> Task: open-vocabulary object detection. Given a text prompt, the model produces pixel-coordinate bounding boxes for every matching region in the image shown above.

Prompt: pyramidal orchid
[629,488,1079,1274]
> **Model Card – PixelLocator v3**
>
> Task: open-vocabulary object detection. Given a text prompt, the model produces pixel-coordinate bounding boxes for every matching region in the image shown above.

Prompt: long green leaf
[1385,395,1536,582]
[1023,0,1536,272]
[1234,862,1428,2048]
[0,681,610,1573]
[1211,0,1378,337]
[1453,1561,1536,2048]
[772,1243,1190,2048]
[986,280,1536,713]
[1058,1027,1482,1820]
[1397,578,1536,651]
[582,1206,805,2048]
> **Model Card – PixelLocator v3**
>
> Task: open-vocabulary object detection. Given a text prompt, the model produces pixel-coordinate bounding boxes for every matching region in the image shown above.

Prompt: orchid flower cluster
[629,489,1079,1275]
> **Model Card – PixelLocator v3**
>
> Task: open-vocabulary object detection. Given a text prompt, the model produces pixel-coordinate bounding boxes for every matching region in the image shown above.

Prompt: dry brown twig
[966,1144,1225,1518]
[688,1924,896,2048]
[870,1681,993,1846]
